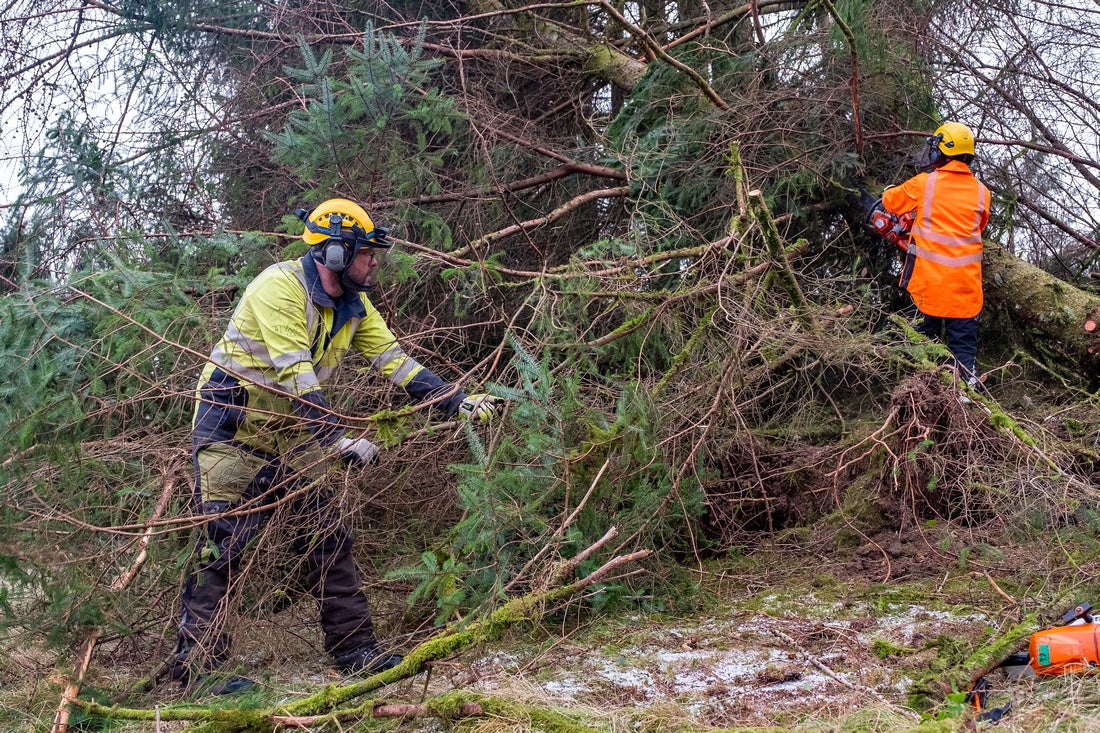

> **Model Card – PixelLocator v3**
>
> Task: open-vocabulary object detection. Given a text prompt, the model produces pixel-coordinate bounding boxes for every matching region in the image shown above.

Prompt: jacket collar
[936,159,973,174]
[301,255,367,326]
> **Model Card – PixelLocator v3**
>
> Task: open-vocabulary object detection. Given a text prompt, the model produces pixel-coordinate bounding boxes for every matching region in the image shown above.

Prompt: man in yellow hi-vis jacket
[882,121,991,383]
[167,199,497,692]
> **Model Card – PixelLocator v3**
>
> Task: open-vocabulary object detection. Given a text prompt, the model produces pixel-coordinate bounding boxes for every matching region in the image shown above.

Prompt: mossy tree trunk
[983,242,1100,381]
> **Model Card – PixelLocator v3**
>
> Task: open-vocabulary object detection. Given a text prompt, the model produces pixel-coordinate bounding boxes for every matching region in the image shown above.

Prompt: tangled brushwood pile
[701,357,1100,575]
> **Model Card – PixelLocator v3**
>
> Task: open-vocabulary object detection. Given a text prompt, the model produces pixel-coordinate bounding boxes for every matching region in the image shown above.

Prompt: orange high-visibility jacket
[882,160,990,319]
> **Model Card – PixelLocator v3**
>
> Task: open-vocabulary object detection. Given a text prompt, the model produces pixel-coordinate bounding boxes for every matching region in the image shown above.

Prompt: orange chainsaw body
[1029,623,1100,675]
[868,209,913,252]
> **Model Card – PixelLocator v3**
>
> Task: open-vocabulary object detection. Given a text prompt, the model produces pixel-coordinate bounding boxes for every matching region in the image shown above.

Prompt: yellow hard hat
[931,121,976,157]
[300,198,377,246]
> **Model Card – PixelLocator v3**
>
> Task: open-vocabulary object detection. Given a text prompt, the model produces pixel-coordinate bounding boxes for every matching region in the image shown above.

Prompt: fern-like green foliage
[384,549,470,626]
[606,43,728,244]
[0,232,264,650]
[440,252,507,316]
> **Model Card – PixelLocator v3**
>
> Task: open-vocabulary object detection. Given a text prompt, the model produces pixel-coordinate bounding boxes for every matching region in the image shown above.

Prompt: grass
[8,535,1100,731]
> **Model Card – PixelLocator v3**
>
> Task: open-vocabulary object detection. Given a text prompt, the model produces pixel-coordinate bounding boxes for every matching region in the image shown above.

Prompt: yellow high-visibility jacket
[193,256,461,456]
[883,160,990,319]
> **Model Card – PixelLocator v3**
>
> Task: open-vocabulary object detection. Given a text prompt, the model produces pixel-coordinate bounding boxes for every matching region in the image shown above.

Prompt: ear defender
[316,213,346,271]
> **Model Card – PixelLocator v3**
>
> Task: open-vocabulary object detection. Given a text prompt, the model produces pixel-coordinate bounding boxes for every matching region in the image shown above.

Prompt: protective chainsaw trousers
[915,311,980,379]
[170,448,375,681]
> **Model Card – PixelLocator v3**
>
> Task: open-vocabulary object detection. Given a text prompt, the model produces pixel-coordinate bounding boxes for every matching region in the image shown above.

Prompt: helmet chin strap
[334,227,391,294]
[340,269,374,294]
[340,275,374,294]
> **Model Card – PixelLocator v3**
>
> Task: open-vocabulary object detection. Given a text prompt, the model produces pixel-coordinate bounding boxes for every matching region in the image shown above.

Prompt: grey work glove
[457,394,502,424]
[335,436,381,466]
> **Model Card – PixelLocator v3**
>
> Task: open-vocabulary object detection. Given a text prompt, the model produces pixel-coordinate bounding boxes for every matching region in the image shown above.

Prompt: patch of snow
[457,600,982,727]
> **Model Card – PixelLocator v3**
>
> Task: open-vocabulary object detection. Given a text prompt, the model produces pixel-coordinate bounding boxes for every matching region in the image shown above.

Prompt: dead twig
[972,571,1017,605]
[51,470,180,733]
[770,627,918,720]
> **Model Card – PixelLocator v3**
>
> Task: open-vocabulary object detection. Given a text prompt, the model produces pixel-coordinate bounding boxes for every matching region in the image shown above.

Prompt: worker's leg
[289,485,376,656]
[944,315,981,382]
[168,446,276,683]
[914,312,944,341]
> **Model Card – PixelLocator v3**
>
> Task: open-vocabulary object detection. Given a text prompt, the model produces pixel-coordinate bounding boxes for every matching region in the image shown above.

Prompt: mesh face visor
[347,226,391,268]
[913,134,945,172]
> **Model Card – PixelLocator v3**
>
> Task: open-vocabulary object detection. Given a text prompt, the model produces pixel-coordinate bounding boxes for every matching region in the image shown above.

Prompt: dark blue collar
[301,256,367,335]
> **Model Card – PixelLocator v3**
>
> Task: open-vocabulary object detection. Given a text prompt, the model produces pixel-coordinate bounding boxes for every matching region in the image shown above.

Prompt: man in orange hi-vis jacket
[882,121,991,383]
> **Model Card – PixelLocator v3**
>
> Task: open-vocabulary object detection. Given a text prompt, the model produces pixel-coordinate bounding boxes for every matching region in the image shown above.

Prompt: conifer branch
[450,186,632,260]
[747,190,818,330]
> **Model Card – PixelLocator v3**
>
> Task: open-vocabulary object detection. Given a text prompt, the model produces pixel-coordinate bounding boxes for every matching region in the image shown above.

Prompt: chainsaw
[852,185,915,252]
[968,601,1100,720]
[1025,601,1100,675]
[866,199,914,253]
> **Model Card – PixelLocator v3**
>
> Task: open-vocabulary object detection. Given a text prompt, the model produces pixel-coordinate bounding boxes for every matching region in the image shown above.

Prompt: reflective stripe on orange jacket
[882,160,990,318]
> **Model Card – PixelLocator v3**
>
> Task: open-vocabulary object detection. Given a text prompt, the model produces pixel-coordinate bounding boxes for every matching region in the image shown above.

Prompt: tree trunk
[983,243,1100,381]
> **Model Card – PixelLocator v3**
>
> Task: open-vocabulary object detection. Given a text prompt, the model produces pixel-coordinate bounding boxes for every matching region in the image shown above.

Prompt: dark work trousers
[914,311,980,379]
[170,449,375,680]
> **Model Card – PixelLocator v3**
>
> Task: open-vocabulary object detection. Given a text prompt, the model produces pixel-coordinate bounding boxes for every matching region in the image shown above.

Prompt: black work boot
[167,639,255,695]
[191,674,257,696]
[332,643,404,675]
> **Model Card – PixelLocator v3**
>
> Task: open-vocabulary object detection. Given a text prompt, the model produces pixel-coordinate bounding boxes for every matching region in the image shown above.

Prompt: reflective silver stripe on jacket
[389,356,422,386]
[369,345,421,386]
[910,245,983,267]
[910,171,988,247]
[211,344,321,393]
[209,262,320,394]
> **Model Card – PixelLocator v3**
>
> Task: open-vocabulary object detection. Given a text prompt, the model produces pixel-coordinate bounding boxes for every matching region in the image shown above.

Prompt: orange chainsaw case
[1029,623,1100,675]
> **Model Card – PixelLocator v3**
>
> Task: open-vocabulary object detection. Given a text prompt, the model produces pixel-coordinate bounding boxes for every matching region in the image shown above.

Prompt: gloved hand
[335,436,380,466]
[458,394,501,424]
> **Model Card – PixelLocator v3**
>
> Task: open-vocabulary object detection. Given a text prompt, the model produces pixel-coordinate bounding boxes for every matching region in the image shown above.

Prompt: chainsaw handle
[1061,602,1094,625]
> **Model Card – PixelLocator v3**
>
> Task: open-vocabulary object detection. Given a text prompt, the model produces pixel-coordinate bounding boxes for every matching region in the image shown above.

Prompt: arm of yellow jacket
[351,295,467,416]
[247,268,343,445]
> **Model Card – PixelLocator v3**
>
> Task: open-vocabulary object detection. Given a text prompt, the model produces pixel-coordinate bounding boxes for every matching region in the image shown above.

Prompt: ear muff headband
[301,215,391,248]
[295,207,393,273]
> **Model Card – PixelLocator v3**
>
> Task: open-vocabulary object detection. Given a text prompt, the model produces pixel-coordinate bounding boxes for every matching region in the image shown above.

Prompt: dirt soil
[432,573,992,729]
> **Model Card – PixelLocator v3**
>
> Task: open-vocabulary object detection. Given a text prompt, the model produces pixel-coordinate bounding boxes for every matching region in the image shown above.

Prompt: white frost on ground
[447,596,991,727]
[861,604,991,647]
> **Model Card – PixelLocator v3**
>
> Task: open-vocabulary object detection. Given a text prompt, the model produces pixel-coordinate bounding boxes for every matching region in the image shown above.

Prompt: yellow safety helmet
[300,198,377,246]
[931,121,976,157]
[295,198,392,278]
